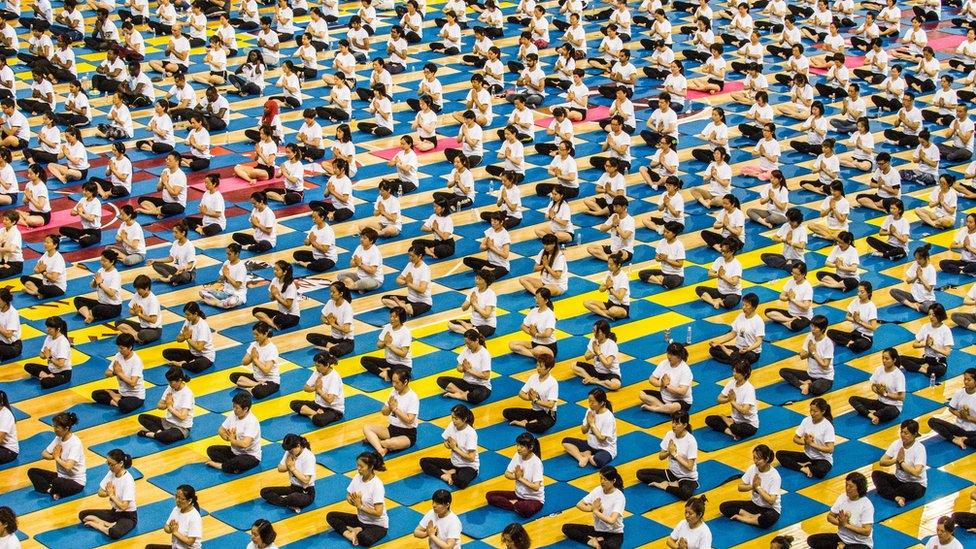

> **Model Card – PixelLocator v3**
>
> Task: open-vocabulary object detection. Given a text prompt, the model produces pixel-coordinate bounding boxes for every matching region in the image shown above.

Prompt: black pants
[775,449,831,478]
[180,154,211,172]
[695,287,741,310]
[206,445,260,474]
[77,509,138,540]
[0,261,22,279]
[251,307,300,330]
[27,468,84,498]
[704,415,759,439]
[928,417,976,448]
[161,348,213,373]
[462,257,509,279]
[709,345,758,365]
[21,278,64,298]
[939,258,976,275]
[151,263,196,286]
[0,339,22,361]
[137,414,188,444]
[289,400,343,427]
[91,389,143,413]
[764,308,811,331]
[24,363,72,389]
[305,334,354,356]
[562,524,623,549]
[871,470,926,502]
[435,376,491,404]
[865,236,907,260]
[360,357,402,379]
[138,196,183,215]
[849,396,900,423]
[325,512,388,547]
[60,227,101,248]
[900,354,948,378]
[265,187,303,205]
[419,456,478,488]
[90,177,130,197]
[952,510,976,529]
[0,446,15,463]
[779,368,833,395]
[228,372,280,399]
[293,250,335,272]
[807,534,870,549]
[411,237,456,259]
[310,200,356,221]
[501,408,556,433]
[719,500,781,528]
[635,468,698,500]
[183,216,223,237]
[638,269,683,289]
[231,233,274,253]
[260,484,315,509]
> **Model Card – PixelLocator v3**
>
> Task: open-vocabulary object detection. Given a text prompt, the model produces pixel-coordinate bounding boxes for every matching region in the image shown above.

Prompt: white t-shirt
[99,470,137,511]
[712,256,743,295]
[321,299,353,341]
[347,474,388,528]
[524,307,556,344]
[871,366,906,409]
[306,368,344,412]
[662,430,698,480]
[95,267,122,305]
[42,334,71,373]
[583,409,617,458]
[906,262,937,303]
[443,422,479,471]
[583,487,625,533]
[802,334,835,380]
[221,412,262,459]
[732,313,764,353]
[796,416,836,463]
[742,464,781,512]
[948,388,976,430]
[246,340,279,384]
[418,510,462,549]
[651,360,693,405]
[885,438,927,485]
[0,304,20,345]
[916,322,953,358]
[165,506,203,549]
[0,406,18,455]
[469,287,497,328]
[168,240,195,271]
[831,494,874,546]
[669,520,712,549]
[129,292,162,329]
[782,278,813,318]
[484,228,511,270]
[45,434,86,485]
[271,279,300,316]
[721,379,759,427]
[164,385,194,428]
[112,351,145,399]
[457,346,492,390]
[200,190,226,230]
[507,452,544,502]
[185,319,215,362]
[380,324,412,368]
[402,261,432,305]
[353,244,384,285]
[388,388,419,429]
[522,373,558,413]
[280,448,316,488]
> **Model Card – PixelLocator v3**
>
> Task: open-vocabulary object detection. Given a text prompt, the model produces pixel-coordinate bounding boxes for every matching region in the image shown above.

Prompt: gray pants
[952,311,976,329]
[746,208,787,226]
[889,288,936,314]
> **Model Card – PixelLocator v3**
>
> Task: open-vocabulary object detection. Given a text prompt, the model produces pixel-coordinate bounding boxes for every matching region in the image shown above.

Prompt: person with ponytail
[363,367,419,456]
[928,368,976,450]
[145,484,202,549]
[413,489,463,549]
[562,388,618,468]
[79,449,138,540]
[562,466,626,548]
[21,235,67,300]
[900,303,953,379]
[0,288,21,361]
[890,244,938,314]
[638,411,700,500]
[420,404,480,488]
[291,352,345,428]
[776,398,835,479]
[706,360,759,440]
[326,451,389,546]
[487,433,545,518]
[206,392,262,474]
[873,419,928,507]
[253,260,301,331]
[509,287,559,359]
[779,314,835,396]
[91,333,145,414]
[503,354,559,433]
[135,366,192,445]
[28,411,86,499]
[520,233,569,297]
[826,281,878,353]
[149,222,196,286]
[199,243,248,310]
[502,522,531,549]
[720,444,781,528]
[573,320,622,391]
[437,329,492,404]
[74,249,123,323]
[0,506,17,548]
[381,245,433,318]
[233,322,281,400]
[807,472,874,549]
[306,281,355,357]
[770,535,795,549]
[850,348,906,425]
[249,519,278,549]
[925,516,963,549]
[0,390,18,464]
[260,434,316,512]
[667,495,712,548]
[23,315,71,389]
[641,341,693,415]
[162,302,215,373]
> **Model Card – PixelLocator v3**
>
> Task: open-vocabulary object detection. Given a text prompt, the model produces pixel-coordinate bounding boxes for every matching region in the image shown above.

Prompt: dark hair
[107,448,133,469]
[672,410,691,430]
[930,302,948,323]
[593,320,616,342]
[357,451,387,471]
[183,301,206,319]
[391,366,411,384]
[732,359,752,379]
[232,391,253,411]
[536,353,555,372]
[313,351,337,369]
[252,519,277,545]
[275,260,294,292]
[101,248,119,263]
[742,292,759,309]
[914,243,932,262]
[177,484,200,510]
[390,306,408,324]
[0,390,8,412]
[0,288,11,305]
[535,286,554,309]
[116,333,136,349]
[282,433,311,451]
[589,387,613,412]
[846,472,868,498]
[686,494,707,517]
[165,365,190,383]
[501,523,531,549]
[464,328,486,347]
[253,321,273,337]
[599,465,624,490]
[515,432,541,458]
[771,535,795,548]
[45,315,68,337]
[52,411,79,430]
[837,231,855,246]
[432,488,452,506]
[937,515,956,535]
[451,404,475,426]
[810,397,833,423]
[666,341,689,362]
[811,314,828,332]
[753,444,774,463]
[0,506,15,536]
[133,274,152,291]
[332,280,352,303]
[901,418,920,437]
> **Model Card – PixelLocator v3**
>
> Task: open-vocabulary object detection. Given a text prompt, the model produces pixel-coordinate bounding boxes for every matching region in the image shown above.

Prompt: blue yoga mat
[417,376,523,421]
[149,445,286,494]
[613,381,724,430]
[1,356,112,403]
[497,277,602,314]
[535,515,671,549]
[623,460,743,515]
[696,406,805,452]
[630,266,712,300]
[618,321,728,360]
[260,393,379,442]
[558,300,670,336]
[418,313,526,351]
[833,394,942,440]
[142,345,250,385]
[832,324,914,364]
[33,498,204,548]
[778,440,885,491]
[39,386,167,431]
[755,364,871,407]
[558,360,648,404]
[871,525,929,549]
[194,368,310,414]
[923,436,972,468]
[704,492,829,547]
[279,505,424,547]
[459,481,589,539]
[870,469,971,521]
[6,464,143,516]
[477,404,588,451]
[438,257,536,291]
[384,450,511,507]
[490,337,591,377]
[0,433,57,472]
[316,422,442,473]
[210,473,350,530]
[90,413,226,459]
[543,431,662,482]
[356,291,466,327]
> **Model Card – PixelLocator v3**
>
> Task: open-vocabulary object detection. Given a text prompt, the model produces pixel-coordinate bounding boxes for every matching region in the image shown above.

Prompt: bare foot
[577,456,589,468]
[954,436,968,450]
[895,496,906,507]
[800,382,810,396]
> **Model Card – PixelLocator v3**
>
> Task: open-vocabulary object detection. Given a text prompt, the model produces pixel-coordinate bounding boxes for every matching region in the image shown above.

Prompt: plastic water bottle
[929,373,937,388]
[575,232,582,247]
[488,179,496,196]
[664,328,672,343]
[396,185,403,198]
[686,326,693,345]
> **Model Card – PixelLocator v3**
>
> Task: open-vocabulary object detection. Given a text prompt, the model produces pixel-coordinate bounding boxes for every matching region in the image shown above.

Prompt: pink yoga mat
[534,105,612,127]
[369,137,461,160]
[929,34,966,51]
[189,175,284,193]
[20,205,116,235]
[809,55,866,74]
[686,80,744,99]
